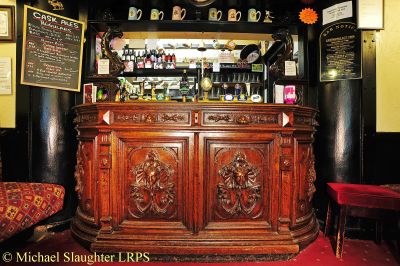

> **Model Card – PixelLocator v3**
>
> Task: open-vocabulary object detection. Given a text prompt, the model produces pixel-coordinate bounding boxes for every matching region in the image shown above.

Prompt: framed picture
[357,0,384,29]
[83,83,94,103]
[0,5,15,42]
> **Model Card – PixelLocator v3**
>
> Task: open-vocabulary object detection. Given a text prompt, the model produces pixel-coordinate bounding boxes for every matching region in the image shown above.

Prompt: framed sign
[0,57,12,95]
[0,5,15,42]
[357,0,384,29]
[320,22,362,82]
[21,5,85,92]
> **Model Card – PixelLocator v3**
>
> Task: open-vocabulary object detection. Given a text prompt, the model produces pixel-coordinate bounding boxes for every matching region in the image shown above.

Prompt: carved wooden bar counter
[72,102,319,259]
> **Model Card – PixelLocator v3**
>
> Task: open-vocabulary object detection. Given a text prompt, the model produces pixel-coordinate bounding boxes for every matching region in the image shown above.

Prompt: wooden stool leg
[324,200,333,237]
[396,213,400,256]
[335,205,347,258]
[375,220,382,244]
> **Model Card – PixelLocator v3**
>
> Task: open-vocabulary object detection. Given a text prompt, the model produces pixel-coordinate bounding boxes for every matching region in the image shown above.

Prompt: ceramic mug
[172,6,186,20]
[247,8,261,22]
[228,9,241,22]
[128,7,142,20]
[208,8,222,21]
[150,9,164,20]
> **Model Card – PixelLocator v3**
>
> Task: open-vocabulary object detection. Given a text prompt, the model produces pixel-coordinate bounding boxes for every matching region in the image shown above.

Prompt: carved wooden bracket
[101,27,124,76]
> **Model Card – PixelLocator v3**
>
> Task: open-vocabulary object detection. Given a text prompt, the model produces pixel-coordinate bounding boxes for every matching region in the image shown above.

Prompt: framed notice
[0,57,12,95]
[357,0,384,29]
[320,22,362,82]
[21,5,85,92]
[0,5,15,42]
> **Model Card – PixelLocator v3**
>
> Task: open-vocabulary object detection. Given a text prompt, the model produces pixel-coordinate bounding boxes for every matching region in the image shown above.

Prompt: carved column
[97,131,112,233]
[279,133,294,232]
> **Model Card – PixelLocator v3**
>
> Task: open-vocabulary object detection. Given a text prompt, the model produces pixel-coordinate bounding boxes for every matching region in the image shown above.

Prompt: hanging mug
[128,7,142,20]
[208,8,222,21]
[247,8,261,22]
[150,9,164,20]
[172,6,186,20]
[228,9,241,22]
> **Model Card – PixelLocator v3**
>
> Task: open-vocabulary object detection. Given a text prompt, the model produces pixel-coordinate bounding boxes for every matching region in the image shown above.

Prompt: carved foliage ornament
[307,151,317,202]
[217,152,261,216]
[74,143,89,200]
[129,151,176,218]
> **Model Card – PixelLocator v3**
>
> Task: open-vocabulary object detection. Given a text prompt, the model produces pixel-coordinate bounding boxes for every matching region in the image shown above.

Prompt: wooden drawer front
[112,111,191,126]
[202,111,280,127]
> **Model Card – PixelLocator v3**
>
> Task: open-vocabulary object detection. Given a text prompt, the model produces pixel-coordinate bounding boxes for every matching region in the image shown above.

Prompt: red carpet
[5,230,400,266]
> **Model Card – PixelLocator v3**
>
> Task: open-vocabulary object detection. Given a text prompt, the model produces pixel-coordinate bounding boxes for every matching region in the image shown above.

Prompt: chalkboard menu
[21,5,84,91]
[320,22,362,82]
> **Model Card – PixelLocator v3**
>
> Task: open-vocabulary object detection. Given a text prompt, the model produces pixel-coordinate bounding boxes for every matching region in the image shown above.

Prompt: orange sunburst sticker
[299,8,318,25]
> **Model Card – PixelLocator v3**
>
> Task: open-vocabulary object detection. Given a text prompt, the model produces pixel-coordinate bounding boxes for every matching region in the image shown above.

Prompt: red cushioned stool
[324,182,400,258]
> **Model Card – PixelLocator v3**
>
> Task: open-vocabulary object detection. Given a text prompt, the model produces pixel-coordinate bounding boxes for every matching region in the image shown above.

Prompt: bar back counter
[71,102,318,259]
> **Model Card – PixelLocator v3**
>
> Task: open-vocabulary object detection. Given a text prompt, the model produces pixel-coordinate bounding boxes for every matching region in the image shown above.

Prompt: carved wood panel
[295,142,316,221]
[201,133,276,228]
[74,140,95,216]
[118,135,188,224]
[202,112,280,127]
[112,111,191,125]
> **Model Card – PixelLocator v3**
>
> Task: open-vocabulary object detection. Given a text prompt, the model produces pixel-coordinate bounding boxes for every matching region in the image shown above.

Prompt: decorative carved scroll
[269,28,294,78]
[161,114,185,122]
[208,114,232,123]
[307,151,316,202]
[74,143,90,200]
[206,113,278,125]
[113,112,189,125]
[294,116,312,126]
[101,27,124,76]
[129,151,176,218]
[217,152,261,216]
[74,114,97,124]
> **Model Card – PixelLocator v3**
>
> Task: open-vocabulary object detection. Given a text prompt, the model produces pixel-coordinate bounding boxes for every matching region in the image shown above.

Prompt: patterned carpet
[3,230,399,265]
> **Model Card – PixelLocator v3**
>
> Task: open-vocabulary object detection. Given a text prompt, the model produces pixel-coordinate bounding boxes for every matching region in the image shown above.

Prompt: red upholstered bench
[0,182,65,242]
[324,182,400,258]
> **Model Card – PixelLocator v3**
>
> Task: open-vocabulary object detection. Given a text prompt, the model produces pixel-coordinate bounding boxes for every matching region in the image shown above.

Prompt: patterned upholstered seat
[0,182,65,242]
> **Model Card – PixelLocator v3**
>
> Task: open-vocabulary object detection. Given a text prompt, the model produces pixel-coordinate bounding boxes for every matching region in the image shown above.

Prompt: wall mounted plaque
[21,5,85,92]
[320,22,362,82]
[357,0,384,29]
[0,5,15,42]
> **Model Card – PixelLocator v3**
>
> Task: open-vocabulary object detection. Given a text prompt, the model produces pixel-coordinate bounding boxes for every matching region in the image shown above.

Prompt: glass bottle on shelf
[179,69,190,102]
[151,82,157,101]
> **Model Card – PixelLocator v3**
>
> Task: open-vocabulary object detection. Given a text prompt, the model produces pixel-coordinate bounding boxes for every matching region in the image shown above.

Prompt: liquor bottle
[137,51,144,69]
[145,50,152,68]
[132,51,137,69]
[122,55,129,73]
[179,69,190,102]
[161,50,166,63]
[127,55,134,72]
[151,82,157,101]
